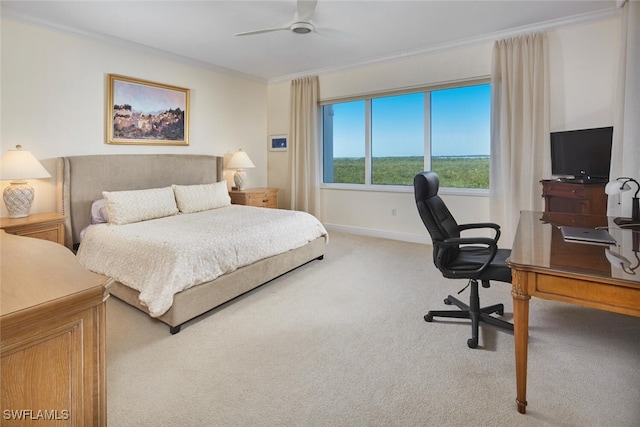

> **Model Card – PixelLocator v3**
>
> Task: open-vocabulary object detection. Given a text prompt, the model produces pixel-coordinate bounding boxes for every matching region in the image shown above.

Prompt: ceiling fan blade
[297,0,318,22]
[234,25,289,37]
[234,0,319,37]
[314,26,357,41]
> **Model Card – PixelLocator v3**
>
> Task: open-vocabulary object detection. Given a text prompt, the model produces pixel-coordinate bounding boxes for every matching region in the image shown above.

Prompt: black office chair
[414,171,513,348]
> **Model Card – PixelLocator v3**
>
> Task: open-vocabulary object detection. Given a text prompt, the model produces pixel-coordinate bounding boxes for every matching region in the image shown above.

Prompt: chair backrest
[414,171,460,265]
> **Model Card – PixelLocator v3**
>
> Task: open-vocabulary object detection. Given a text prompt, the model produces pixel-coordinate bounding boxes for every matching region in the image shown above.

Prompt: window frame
[319,77,491,196]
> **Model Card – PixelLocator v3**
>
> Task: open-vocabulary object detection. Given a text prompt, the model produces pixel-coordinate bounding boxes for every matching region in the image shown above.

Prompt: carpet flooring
[106,232,640,426]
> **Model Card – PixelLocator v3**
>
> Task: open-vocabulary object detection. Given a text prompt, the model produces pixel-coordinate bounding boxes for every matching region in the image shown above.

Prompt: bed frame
[56,154,326,334]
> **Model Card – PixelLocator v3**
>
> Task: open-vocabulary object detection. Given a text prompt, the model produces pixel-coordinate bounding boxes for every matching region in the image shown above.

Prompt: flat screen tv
[550,126,613,182]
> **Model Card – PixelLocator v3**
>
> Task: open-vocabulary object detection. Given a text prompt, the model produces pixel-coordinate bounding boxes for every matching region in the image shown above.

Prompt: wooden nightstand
[229,188,278,208]
[0,212,66,245]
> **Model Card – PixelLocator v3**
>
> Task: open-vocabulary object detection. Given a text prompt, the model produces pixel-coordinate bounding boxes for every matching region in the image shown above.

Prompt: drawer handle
[263,199,269,203]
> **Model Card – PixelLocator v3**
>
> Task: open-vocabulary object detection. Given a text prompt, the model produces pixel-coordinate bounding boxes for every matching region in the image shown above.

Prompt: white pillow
[172,181,231,213]
[102,186,178,225]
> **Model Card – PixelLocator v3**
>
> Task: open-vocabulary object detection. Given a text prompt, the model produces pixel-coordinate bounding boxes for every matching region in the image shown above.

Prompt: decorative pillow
[90,199,109,224]
[102,186,178,225]
[172,181,231,213]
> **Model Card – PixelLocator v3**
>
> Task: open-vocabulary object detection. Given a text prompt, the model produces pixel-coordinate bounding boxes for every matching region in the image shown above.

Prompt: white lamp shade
[0,145,51,180]
[605,179,630,195]
[227,150,255,170]
[605,249,632,269]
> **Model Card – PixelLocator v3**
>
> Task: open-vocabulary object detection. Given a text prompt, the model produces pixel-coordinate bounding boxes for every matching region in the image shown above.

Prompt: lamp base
[233,170,248,191]
[3,181,34,218]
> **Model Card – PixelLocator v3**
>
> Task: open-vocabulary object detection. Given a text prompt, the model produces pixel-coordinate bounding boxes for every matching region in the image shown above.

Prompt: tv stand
[541,179,607,215]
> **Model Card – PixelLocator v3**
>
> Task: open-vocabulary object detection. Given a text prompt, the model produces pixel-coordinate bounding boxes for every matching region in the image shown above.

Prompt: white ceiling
[1,0,620,82]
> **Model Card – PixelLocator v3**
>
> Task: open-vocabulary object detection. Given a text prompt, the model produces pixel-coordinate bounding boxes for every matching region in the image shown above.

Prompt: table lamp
[605,177,640,226]
[0,145,52,218]
[227,149,255,191]
[605,248,639,275]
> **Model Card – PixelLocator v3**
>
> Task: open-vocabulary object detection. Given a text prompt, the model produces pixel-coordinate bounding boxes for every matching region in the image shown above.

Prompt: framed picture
[106,74,190,145]
[269,135,287,151]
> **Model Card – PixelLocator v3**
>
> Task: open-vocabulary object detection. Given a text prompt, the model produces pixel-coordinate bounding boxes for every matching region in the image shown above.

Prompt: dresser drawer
[229,188,278,209]
[12,225,63,242]
[542,182,587,199]
[246,191,277,208]
[540,180,607,215]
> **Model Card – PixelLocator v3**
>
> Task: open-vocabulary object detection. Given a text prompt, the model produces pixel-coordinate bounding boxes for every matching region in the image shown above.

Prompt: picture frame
[106,74,190,145]
[269,135,288,151]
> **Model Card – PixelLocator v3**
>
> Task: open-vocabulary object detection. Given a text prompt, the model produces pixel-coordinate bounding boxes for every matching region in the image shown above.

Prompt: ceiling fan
[234,0,333,37]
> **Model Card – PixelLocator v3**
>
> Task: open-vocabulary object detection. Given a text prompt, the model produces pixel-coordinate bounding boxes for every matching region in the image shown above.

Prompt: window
[322,82,491,189]
[371,93,425,185]
[322,100,366,184]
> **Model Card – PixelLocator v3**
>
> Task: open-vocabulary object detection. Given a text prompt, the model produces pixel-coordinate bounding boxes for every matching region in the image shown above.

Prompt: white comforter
[77,205,327,317]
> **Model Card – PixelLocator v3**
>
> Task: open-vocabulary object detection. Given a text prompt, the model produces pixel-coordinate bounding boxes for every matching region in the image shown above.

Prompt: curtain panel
[490,33,550,246]
[608,0,640,218]
[288,76,320,216]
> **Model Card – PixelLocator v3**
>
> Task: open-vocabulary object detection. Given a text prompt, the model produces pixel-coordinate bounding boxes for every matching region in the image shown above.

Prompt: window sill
[320,183,489,197]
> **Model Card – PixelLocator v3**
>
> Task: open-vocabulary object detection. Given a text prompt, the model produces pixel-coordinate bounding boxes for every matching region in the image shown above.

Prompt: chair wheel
[424,313,433,322]
[443,298,452,305]
[467,338,478,349]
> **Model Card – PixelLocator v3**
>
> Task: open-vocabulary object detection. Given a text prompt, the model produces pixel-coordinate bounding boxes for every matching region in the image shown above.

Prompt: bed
[56,154,327,334]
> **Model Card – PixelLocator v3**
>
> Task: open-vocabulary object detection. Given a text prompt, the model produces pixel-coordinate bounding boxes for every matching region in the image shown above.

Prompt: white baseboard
[323,223,432,245]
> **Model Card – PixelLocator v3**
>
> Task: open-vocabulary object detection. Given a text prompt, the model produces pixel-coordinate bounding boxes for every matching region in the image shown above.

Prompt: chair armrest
[458,222,501,242]
[438,236,498,276]
[441,237,496,247]
[459,222,500,231]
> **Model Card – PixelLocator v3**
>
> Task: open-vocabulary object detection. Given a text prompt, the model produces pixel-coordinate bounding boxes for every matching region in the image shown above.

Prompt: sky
[113,80,186,114]
[329,83,490,158]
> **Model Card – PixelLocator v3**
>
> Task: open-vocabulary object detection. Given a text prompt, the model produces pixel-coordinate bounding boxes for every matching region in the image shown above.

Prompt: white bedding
[77,205,327,317]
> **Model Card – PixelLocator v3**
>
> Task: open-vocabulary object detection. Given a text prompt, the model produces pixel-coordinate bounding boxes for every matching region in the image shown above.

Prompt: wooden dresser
[541,180,607,215]
[229,187,278,208]
[1,231,111,426]
[0,212,66,245]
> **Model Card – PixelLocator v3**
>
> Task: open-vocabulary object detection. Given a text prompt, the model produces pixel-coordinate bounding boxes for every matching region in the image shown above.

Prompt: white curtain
[490,33,550,246]
[608,0,640,217]
[289,76,320,216]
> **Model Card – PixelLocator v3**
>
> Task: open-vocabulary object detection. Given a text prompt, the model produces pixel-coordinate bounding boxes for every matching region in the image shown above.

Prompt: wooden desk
[507,211,640,414]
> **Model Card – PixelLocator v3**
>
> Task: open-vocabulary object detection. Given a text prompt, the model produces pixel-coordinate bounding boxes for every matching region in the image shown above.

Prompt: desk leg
[512,271,531,414]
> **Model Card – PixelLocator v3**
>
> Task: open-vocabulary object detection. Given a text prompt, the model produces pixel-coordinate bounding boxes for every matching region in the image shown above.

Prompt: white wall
[547,19,620,131]
[267,81,291,209]
[0,19,268,217]
[1,16,622,240]
[267,17,621,243]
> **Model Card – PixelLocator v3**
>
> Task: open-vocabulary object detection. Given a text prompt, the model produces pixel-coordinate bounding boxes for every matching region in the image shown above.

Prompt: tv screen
[550,126,613,181]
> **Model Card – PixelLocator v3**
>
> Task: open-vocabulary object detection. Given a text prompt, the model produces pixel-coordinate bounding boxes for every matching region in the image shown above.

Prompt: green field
[328,156,489,188]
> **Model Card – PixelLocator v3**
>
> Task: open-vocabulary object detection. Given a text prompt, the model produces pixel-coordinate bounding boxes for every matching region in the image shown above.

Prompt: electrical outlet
[391,208,397,216]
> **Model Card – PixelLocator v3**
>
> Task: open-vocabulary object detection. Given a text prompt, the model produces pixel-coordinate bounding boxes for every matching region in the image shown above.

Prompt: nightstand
[0,212,66,245]
[229,188,278,209]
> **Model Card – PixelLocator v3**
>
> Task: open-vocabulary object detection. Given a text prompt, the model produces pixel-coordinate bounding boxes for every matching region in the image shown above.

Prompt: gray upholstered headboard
[56,154,225,249]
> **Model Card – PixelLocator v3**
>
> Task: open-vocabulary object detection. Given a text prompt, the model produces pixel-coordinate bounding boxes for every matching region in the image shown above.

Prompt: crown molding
[0,8,266,83]
[268,7,621,84]
[1,4,619,85]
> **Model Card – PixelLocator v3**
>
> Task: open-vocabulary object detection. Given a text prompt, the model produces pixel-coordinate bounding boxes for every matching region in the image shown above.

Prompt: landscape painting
[107,74,190,145]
